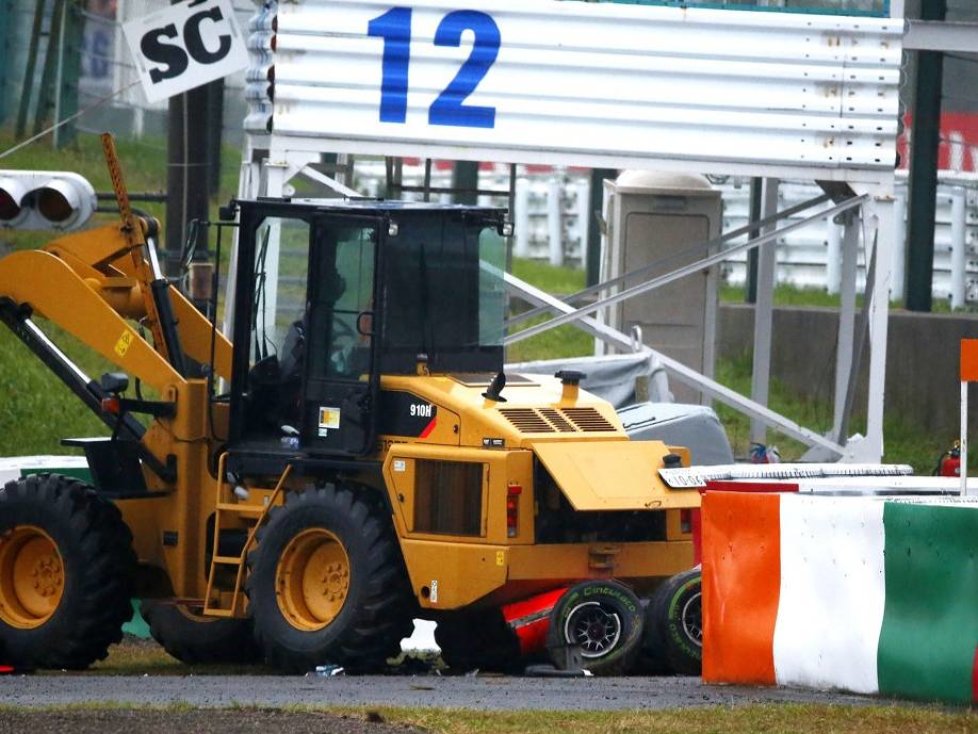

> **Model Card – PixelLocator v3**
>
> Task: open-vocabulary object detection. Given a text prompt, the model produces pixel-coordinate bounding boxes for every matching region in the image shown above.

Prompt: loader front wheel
[142,601,262,665]
[246,484,413,674]
[0,474,135,670]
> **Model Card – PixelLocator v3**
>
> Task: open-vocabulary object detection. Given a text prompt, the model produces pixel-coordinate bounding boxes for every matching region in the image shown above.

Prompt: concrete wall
[718,304,978,436]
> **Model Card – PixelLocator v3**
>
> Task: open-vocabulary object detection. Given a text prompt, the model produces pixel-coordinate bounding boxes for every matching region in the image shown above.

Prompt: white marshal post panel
[252,0,902,182]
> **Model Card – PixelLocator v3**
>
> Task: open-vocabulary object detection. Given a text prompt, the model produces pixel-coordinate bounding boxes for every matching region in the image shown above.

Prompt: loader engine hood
[529,438,695,511]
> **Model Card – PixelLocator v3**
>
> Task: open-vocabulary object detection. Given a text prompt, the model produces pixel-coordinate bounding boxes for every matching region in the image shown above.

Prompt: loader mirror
[100,372,129,395]
[0,171,97,230]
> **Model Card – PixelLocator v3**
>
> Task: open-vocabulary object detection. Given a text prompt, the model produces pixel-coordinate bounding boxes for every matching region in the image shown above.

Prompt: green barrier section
[20,467,92,482]
[878,503,978,704]
[123,600,151,640]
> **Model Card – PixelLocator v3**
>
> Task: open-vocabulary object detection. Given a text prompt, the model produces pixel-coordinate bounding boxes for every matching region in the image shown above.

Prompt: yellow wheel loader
[0,139,702,675]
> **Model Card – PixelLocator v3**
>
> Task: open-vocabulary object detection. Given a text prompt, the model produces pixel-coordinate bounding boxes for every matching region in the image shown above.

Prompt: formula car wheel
[545,580,643,676]
[646,568,702,675]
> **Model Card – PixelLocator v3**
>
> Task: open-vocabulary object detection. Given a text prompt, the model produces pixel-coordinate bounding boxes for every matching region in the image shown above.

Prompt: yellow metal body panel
[378,373,625,451]
[398,540,510,609]
[383,444,534,544]
[400,537,695,611]
[531,439,700,511]
[0,250,181,392]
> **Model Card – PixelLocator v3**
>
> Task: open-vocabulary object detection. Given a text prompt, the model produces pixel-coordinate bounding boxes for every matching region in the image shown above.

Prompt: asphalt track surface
[0,673,880,711]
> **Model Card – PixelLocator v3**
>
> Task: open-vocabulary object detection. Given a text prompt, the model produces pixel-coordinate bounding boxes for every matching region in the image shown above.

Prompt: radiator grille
[499,408,553,433]
[538,409,576,433]
[562,408,616,432]
[499,407,616,434]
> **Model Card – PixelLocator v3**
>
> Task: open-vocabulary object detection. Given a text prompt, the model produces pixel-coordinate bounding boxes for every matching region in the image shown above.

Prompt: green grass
[721,283,958,314]
[377,704,978,734]
[506,258,592,363]
[713,351,949,473]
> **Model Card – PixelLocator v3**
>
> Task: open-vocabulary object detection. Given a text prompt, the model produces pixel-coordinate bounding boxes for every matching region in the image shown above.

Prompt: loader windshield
[380,213,505,374]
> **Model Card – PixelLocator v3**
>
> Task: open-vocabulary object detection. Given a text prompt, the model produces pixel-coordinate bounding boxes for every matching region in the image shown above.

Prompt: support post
[166,88,211,277]
[587,169,617,287]
[750,178,779,445]
[515,178,531,258]
[832,210,859,442]
[452,160,479,205]
[950,186,967,310]
[891,188,907,303]
[962,380,969,496]
[905,0,946,312]
[548,172,563,267]
[859,192,896,463]
[960,339,978,496]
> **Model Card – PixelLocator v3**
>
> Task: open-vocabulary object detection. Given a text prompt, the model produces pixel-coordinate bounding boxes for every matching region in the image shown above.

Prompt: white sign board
[254,0,903,181]
[124,0,248,104]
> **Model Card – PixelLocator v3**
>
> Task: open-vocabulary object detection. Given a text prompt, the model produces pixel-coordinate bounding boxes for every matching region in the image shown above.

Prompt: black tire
[0,473,136,670]
[645,568,702,675]
[246,484,414,674]
[142,601,262,665]
[545,580,643,676]
[435,609,523,673]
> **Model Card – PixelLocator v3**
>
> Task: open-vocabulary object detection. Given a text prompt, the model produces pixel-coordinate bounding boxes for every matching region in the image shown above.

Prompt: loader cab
[225,198,508,468]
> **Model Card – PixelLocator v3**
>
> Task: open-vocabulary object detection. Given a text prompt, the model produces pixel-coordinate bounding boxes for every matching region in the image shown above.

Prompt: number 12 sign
[367,7,500,129]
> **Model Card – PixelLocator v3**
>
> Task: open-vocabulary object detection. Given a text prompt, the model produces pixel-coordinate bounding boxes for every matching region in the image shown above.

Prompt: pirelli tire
[0,473,136,670]
[142,601,262,665]
[645,568,703,675]
[246,484,414,674]
[545,579,644,676]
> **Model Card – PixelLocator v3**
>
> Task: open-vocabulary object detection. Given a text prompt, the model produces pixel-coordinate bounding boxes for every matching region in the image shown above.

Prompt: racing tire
[142,601,262,665]
[645,568,702,675]
[545,580,643,676]
[246,484,414,674]
[0,473,136,670]
[435,609,523,673]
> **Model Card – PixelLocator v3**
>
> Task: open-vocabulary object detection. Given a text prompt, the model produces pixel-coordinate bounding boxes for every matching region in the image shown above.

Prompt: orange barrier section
[702,491,780,684]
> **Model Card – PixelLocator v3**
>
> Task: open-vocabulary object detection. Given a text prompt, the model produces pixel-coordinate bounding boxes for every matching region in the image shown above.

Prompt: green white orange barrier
[703,490,978,705]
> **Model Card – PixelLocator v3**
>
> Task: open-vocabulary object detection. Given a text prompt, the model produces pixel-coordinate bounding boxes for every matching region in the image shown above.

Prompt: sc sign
[123,0,248,104]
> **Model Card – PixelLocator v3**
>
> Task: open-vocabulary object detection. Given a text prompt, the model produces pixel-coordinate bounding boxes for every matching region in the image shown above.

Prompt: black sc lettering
[184,6,232,64]
[141,23,188,83]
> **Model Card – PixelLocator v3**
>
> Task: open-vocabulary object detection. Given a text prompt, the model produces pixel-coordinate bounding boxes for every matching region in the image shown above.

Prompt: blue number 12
[367,7,500,129]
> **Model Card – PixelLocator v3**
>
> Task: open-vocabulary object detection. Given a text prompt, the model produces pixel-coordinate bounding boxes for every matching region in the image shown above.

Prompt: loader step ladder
[203,457,292,618]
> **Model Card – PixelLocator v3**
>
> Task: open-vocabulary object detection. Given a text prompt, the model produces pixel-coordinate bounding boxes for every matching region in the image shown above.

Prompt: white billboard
[248,0,904,181]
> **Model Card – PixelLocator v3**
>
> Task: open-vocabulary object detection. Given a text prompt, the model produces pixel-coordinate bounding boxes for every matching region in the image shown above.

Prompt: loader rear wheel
[142,601,262,665]
[0,473,135,670]
[246,484,414,674]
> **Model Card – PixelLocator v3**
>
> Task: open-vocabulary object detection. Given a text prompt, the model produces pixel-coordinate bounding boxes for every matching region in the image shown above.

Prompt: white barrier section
[772,495,885,694]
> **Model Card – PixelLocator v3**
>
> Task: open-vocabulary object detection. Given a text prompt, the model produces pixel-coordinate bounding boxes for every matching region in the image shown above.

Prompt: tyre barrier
[702,490,978,705]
